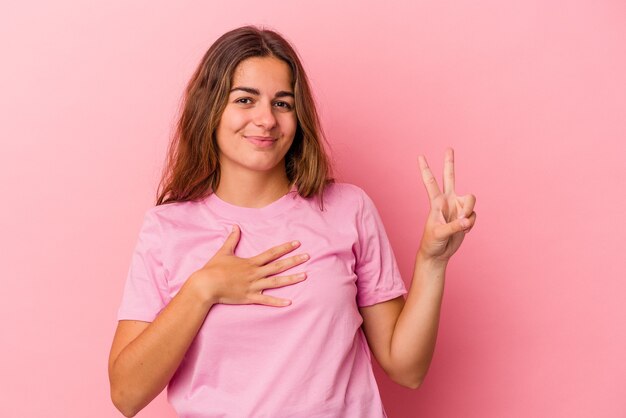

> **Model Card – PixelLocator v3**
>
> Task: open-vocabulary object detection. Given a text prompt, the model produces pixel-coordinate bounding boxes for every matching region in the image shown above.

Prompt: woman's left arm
[360,148,476,389]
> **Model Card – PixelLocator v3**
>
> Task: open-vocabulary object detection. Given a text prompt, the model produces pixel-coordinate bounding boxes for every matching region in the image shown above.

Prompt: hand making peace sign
[417,148,477,262]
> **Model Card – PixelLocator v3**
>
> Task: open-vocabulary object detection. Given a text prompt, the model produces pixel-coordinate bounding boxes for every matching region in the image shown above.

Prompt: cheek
[281,114,297,137]
[220,109,248,133]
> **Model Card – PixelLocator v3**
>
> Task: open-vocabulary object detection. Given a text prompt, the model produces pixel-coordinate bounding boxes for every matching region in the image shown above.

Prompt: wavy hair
[156,26,333,206]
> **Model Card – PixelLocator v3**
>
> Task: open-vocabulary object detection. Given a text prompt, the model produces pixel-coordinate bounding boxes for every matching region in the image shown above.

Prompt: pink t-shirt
[118,183,407,418]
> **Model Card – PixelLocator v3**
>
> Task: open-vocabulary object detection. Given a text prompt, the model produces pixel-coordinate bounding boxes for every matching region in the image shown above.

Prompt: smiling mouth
[244,136,277,148]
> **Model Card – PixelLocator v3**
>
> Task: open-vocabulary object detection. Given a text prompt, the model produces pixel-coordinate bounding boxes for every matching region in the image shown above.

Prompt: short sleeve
[354,190,407,307]
[117,210,170,322]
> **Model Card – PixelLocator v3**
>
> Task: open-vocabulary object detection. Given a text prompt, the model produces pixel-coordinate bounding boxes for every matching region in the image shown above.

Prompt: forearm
[389,253,447,387]
[110,279,213,416]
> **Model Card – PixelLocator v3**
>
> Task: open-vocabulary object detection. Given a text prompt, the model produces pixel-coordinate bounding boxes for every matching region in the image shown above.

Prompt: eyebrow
[230,86,294,98]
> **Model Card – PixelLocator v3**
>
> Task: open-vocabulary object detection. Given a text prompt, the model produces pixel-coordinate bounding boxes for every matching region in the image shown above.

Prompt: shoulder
[141,199,207,228]
[321,182,377,213]
[322,182,371,205]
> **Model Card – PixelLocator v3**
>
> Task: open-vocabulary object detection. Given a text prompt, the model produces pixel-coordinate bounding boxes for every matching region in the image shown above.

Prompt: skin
[108,55,477,416]
[360,148,476,388]
[214,56,297,207]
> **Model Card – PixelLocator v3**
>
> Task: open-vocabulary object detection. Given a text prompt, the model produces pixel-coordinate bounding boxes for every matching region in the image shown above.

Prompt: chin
[242,159,286,173]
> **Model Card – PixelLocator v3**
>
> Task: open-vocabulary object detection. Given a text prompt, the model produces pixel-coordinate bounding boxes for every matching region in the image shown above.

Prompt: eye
[273,101,293,111]
[235,97,253,105]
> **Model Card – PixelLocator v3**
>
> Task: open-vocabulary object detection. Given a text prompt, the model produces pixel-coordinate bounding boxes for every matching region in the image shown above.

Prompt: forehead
[231,56,293,90]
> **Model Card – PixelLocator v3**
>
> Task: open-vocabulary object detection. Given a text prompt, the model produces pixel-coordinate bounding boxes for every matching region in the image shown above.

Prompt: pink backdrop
[2,1,625,417]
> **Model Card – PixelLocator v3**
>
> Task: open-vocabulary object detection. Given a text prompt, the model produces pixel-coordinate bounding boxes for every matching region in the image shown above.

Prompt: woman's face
[216,56,297,178]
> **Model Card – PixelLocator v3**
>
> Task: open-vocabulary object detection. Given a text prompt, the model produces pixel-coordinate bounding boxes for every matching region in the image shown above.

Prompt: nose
[253,102,277,130]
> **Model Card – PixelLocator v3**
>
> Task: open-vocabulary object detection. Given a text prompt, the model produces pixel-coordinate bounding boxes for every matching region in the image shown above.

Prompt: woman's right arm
[108,283,215,417]
[108,225,309,417]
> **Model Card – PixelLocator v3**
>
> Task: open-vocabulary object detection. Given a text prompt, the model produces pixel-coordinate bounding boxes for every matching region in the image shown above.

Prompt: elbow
[109,363,149,417]
[401,378,423,390]
[111,400,136,417]
[393,375,423,390]
[111,396,139,417]
[388,368,426,390]
[110,385,142,417]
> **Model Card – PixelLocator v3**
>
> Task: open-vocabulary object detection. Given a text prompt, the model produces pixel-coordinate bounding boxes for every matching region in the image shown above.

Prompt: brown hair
[156,26,333,206]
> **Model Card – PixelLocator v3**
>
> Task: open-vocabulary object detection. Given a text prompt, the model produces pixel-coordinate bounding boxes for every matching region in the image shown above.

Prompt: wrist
[182,272,219,308]
[416,250,449,271]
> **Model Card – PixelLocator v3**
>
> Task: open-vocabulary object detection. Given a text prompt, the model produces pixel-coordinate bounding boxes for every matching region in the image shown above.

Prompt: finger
[260,253,310,277]
[218,224,241,255]
[250,294,292,307]
[443,148,455,194]
[465,211,477,233]
[250,240,301,266]
[256,272,307,290]
[433,216,472,240]
[418,155,441,201]
[457,194,476,219]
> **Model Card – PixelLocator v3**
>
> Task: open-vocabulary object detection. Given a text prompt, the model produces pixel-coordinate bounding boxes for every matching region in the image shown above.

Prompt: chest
[162,215,362,318]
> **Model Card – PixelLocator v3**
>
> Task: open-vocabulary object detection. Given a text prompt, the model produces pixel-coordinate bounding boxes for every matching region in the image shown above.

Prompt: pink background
[1,1,625,417]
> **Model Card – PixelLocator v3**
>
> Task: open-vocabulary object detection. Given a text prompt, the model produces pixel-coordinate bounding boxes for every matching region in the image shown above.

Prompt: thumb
[434,217,470,240]
[219,225,241,255]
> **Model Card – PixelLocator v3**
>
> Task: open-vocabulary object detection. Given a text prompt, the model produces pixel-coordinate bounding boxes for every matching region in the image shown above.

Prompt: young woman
[109,26,476,418]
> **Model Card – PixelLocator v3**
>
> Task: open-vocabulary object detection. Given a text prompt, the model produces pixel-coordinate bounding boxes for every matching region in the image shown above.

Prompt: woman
[109,26,476,418]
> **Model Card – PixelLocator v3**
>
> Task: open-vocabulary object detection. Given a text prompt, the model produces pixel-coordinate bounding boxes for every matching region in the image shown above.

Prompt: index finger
[418,155,441,201]
[250,240,301,266]
[443,148,455,194]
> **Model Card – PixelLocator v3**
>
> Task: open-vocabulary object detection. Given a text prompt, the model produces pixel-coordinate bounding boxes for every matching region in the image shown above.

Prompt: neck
[215,164,291,208]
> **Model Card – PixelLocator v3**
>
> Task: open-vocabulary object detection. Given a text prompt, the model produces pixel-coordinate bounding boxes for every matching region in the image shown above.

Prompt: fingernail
[297,273,307,279]
[291,240,300,247]
[300,254,310,261]
[281,300,291,306]
[460,218,470,228]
